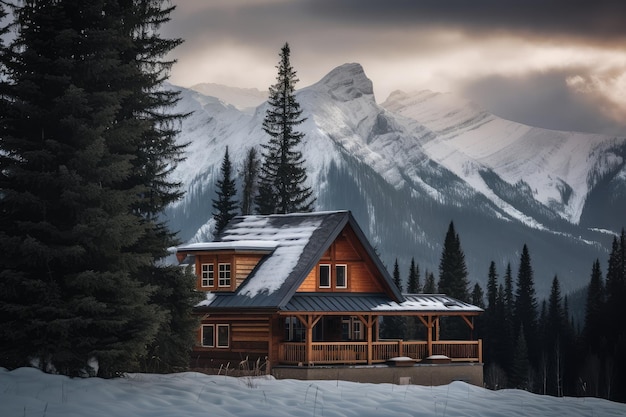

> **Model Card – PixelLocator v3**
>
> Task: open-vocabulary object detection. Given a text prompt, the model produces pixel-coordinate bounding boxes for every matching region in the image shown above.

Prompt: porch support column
[356,315,376,365]
[296,314,322,365]
[418,315,434,358]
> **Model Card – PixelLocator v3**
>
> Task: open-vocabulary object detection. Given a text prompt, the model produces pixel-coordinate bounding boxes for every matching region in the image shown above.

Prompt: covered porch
[277,295,483,366]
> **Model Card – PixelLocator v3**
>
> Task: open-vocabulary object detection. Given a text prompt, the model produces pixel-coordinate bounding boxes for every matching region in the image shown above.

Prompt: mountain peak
[313,63,374,101]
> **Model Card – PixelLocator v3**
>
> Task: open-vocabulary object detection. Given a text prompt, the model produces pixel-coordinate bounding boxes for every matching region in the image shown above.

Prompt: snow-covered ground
[2,367,625,417]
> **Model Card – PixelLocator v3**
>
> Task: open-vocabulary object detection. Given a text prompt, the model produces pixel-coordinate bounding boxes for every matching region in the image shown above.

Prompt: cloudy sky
[163,0,626,136]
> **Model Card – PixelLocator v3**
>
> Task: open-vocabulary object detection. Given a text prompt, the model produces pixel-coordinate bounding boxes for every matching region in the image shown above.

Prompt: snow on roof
[176,240,279,252]
[372,294,483,313]
[219,214,325,298]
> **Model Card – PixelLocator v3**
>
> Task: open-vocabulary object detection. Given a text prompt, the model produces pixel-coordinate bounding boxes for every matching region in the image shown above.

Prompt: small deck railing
[279,340,482,365]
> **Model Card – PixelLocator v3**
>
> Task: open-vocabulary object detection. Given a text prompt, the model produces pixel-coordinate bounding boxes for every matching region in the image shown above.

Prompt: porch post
[366,315,374,365]
[427,315,433,357]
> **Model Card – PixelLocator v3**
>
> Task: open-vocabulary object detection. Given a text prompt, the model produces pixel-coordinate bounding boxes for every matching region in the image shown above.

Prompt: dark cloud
[460,70,626,136]
[305,0,626,42]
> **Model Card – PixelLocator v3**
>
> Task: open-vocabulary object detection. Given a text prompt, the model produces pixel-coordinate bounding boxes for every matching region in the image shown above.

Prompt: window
[201,324,215,347]
[201,324,229,348]
[319,264,330,288]
[284,317,305,342]
[341,317,364,341]
[336,265,347,288]
[217,324,230,348]
[218,263,231,287]
[201,264,214,287]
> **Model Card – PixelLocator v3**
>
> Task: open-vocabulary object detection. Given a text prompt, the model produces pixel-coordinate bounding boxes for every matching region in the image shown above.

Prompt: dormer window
[201,264,214,287]
[218,263,231,287]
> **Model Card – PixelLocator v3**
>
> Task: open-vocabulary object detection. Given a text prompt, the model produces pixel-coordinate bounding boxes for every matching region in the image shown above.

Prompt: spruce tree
[382,259,405,338]
[0,0,194,377]
[514,244,539,370]
[212,146,239,236]
[438,221,469,301]
[583,259,605,354]
[255,42,314,214]
[487,261,498,312]
[423,270,437,294]
[240,147,259,215]
[472,283,485,309]
[407,257,421,294]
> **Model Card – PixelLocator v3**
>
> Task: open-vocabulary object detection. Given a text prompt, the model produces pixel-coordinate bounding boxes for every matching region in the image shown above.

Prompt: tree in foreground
[212,146,239,235]
[0,0,196,376]
[255,42,314,214]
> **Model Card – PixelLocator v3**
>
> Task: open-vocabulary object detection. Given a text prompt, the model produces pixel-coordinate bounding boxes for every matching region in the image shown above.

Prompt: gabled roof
[186,210,403,310]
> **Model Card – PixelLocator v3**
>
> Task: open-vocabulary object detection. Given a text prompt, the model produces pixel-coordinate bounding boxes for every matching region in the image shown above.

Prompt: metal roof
[281,293,483,314]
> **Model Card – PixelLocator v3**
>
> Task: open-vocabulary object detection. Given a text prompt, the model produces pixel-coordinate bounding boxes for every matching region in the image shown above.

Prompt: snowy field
[2,367,625,417]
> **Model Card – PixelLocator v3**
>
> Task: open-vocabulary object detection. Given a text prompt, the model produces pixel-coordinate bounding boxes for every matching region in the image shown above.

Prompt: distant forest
[382,225,626,402]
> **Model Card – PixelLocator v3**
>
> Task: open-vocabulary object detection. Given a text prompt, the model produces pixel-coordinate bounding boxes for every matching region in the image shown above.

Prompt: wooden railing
[278,340,482,365]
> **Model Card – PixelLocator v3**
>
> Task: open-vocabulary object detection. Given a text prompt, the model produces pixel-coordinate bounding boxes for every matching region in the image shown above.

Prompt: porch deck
[279,339,482,365]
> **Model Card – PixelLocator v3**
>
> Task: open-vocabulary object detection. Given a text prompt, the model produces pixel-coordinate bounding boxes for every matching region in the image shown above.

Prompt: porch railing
[279,340,482,365]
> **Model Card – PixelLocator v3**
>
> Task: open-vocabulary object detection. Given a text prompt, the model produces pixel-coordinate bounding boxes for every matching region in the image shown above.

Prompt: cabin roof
[283,293,483,314]
[184,210,403,309]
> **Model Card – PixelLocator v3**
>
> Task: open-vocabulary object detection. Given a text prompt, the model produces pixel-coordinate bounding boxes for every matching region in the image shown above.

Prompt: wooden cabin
[176,211,483,383]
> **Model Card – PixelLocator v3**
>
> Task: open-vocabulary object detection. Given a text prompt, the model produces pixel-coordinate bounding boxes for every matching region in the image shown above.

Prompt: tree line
[383,221,626,401]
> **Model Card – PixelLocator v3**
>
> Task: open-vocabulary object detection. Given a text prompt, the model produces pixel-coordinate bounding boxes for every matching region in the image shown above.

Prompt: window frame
[201,324,215,347]
[218,263,231,288]
[319,264,331,288]
[216,324,230,348]
[335,264,347,289]
[201,263,214,288]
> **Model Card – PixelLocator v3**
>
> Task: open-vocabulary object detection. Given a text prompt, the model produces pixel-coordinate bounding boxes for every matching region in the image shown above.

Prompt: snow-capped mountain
[165,63,626,296]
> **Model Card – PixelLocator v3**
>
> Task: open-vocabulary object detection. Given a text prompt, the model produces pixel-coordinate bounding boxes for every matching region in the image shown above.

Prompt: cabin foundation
[271,363,484,387]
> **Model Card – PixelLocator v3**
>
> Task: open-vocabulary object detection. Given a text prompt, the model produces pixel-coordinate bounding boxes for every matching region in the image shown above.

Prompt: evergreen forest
[382,224,626,402]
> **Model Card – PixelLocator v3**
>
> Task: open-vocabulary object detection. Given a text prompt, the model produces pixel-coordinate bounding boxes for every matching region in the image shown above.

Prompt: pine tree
[472,283,485,309]
[583,259,605,354]
[487,261,498,313]
[255,42,314,214]
[514,244,539,370]
[546,275,564,396]
[438,221,469,301]
[382,259,405,338]
[240,147,259,215]
[407,257,421,294]
[212,146,239,236]
[510,325,531,390]
[0,0,194,377]
[423,270,437,294]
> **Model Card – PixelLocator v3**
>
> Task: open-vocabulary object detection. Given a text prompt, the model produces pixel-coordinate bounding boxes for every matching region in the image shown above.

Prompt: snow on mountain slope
[383,90,626,224]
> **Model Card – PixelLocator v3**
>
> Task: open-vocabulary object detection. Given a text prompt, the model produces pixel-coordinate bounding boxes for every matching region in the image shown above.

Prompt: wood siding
[235,254,264,288]
[297,224,385,293]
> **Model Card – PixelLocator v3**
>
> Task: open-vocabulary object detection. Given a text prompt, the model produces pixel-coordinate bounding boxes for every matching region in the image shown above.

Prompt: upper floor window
[201,264,214,287]
[319,264,331,288]
[218,263,231,287]
[336,265,347,288]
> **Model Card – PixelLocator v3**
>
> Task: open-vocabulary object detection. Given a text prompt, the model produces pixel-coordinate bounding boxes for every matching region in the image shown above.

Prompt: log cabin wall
[192,314,271,370]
